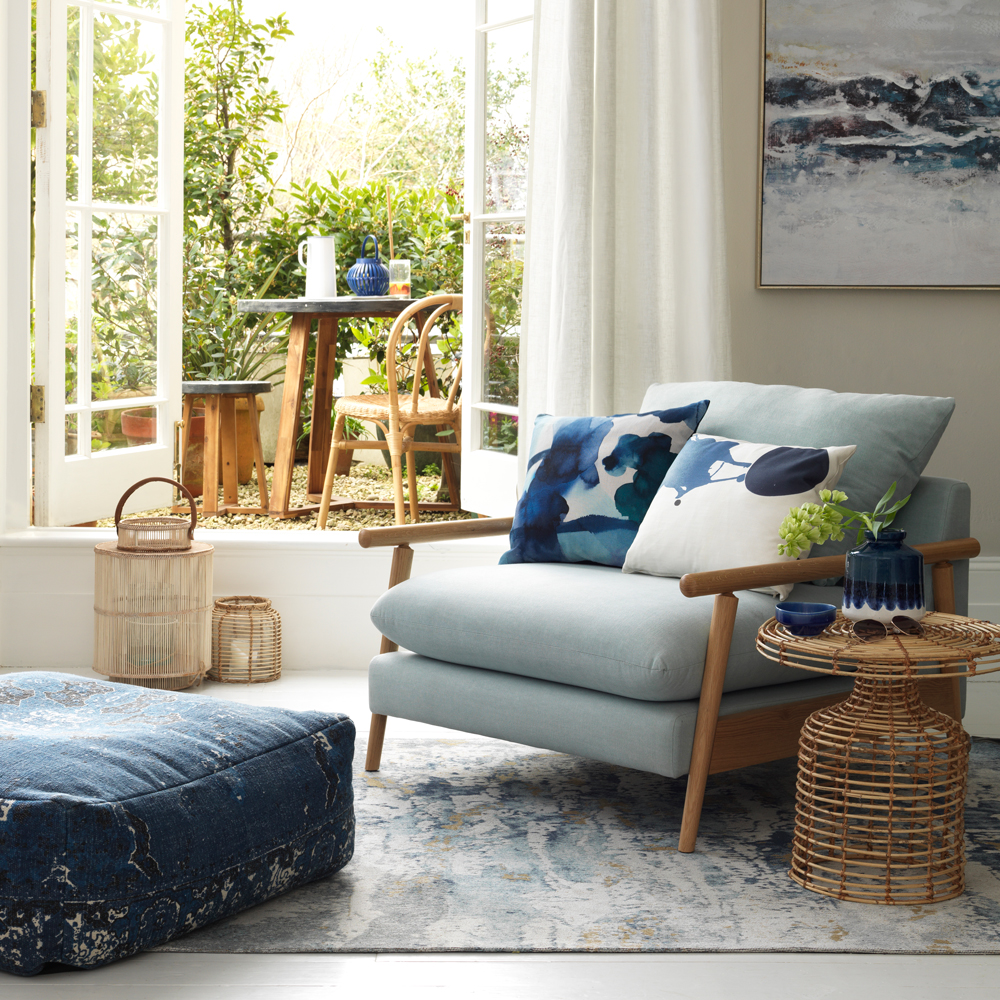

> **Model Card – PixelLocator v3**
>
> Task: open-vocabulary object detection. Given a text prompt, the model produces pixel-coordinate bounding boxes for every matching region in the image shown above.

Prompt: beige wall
[720,0,1000,554]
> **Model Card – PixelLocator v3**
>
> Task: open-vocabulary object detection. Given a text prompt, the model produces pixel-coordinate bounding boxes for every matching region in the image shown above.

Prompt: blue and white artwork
[760,0,1000,287]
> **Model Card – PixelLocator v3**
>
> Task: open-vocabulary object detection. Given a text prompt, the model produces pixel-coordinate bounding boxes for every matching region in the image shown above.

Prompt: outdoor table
[237,297,449,519]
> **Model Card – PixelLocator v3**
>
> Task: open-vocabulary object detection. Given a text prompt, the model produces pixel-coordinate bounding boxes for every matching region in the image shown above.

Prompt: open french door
[460,0,533,517]
[33,0,184,525]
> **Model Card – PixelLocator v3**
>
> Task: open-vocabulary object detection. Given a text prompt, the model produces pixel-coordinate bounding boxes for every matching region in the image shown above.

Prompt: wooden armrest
[678,537,980,598]
[358,517,513,548]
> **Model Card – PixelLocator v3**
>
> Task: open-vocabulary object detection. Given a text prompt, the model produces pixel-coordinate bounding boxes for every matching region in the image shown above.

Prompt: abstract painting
[759,0,1000,288]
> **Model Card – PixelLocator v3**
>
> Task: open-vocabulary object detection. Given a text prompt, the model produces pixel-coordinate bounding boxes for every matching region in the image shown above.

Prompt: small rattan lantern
[94,478,213,690]
[210,597,282,683]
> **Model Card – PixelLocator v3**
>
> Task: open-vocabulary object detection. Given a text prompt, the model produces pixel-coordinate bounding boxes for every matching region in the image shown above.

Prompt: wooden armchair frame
[358,518,980,853]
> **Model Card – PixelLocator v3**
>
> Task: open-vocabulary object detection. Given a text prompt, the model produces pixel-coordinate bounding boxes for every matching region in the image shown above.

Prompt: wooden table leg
[202,395,221,515]
[246,393,269,511]
[220,395,239,509]
[270,314,311,517]
[308,316,337,497]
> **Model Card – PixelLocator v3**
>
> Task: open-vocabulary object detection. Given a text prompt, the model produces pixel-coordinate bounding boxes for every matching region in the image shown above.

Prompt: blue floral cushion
[0,673,355,977]
[500,401,710,567]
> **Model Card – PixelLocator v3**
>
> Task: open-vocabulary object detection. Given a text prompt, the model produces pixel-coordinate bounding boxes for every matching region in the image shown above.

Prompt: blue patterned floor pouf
[0,672,355,977]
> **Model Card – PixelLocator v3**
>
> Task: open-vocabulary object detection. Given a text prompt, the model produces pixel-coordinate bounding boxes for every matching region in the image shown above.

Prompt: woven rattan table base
[791,675,970,904]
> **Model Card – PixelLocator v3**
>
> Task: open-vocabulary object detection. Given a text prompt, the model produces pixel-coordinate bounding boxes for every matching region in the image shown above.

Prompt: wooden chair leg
[245,394,269,511]
[220,395,239,509]
[930,559,962,721]
[202,395,221,515]
[388,431,406,524]
[366,543,415,772]
[317,412,346,531]
[406,446,420,524]
[679,592,739,853]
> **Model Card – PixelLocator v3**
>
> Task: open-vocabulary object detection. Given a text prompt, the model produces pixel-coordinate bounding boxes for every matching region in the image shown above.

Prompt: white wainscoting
[0,528,509,673]
[3,533,999,735]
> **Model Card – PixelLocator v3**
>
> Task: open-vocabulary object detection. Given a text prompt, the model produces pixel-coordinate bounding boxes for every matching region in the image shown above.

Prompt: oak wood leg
[930,560,962,721]
[308,316,337,497]
[220,395,239,509]
[366,714,388,771]
[202,395,221,515]
[679,592,739,853]
[366,544,415,771]
[246,394,269,511]
[270,314,311,517]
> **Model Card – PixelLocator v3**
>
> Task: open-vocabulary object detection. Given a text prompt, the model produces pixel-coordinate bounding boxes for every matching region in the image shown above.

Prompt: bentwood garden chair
[317,294,463,527]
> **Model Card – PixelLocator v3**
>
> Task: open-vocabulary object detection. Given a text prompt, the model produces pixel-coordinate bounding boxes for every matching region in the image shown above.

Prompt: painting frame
[757,0,1000,290]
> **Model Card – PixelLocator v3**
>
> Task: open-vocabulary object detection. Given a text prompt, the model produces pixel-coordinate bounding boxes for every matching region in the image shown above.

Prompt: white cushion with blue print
[621,434,856,598]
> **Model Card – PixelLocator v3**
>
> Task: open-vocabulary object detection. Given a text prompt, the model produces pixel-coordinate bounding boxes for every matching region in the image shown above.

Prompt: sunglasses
[851,616,924,642]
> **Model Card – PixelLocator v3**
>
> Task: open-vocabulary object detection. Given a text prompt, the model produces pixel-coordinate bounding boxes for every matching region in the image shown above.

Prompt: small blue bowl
[774,601,837,637]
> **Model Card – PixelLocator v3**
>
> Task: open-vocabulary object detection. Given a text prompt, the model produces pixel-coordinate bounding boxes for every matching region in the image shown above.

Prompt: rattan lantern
[209,597,282,683]
[94,478,213,690]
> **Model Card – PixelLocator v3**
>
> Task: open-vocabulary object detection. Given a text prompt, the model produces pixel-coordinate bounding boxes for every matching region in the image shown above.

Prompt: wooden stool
[179,381,271,516]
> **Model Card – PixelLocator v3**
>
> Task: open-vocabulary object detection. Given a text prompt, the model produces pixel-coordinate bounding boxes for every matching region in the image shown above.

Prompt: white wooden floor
[4,668,999,999]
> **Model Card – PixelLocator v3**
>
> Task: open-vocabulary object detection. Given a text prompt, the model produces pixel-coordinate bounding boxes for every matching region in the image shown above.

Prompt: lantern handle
[115,478,198,539]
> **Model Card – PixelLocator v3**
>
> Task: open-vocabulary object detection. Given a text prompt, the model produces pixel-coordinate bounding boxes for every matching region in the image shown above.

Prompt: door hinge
[30,385,45,423]
[31,90,47,128]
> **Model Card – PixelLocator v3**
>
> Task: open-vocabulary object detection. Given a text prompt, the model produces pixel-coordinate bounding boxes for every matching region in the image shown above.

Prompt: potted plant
[778,483,921,622]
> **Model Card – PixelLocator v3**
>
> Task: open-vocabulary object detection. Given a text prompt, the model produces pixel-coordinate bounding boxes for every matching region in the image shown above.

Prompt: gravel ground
[97,463,477,530]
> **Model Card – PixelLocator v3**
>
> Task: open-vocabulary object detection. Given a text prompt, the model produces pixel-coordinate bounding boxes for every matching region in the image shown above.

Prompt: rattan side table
[757,611,1000,905]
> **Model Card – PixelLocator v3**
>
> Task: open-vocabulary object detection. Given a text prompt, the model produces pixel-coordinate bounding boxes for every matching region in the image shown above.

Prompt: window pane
[487,0,533,22]
[92,13,160,204]
[483,223,523,407]
[485,21,531,214]
[92,404,158,453]
[65,414,79,457]
[65,212,80,404]
[481,411,518,455]
[66,5,80,202]
[91,212,158,402]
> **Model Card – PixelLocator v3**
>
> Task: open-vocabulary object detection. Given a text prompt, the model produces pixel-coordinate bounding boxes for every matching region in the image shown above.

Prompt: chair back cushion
[640,381,954,558]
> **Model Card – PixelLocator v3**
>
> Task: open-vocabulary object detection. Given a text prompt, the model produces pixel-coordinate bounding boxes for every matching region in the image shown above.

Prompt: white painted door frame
[33,0,185,525]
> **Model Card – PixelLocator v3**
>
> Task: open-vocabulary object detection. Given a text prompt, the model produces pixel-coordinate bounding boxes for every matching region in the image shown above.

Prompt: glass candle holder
[388,259,411,297]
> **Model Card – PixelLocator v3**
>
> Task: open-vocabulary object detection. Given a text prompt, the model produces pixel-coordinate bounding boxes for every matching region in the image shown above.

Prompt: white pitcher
[297,235,338,298]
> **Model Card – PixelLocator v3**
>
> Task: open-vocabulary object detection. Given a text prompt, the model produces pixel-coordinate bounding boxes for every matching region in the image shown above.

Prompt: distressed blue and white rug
[159,737,1000,955]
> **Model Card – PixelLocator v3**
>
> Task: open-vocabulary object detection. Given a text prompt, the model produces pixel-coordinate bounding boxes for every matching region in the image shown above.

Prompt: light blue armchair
[357,382,977,852]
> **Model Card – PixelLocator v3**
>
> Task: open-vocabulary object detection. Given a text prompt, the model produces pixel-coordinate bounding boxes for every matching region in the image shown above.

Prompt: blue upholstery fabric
[369,651,854,779]
[0,673,355,977]
[371,563,803,701]
[640,382,954,559]
[500,401,709,567]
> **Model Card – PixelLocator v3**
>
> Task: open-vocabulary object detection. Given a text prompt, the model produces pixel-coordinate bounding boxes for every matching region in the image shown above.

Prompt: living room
[1,0,999,996]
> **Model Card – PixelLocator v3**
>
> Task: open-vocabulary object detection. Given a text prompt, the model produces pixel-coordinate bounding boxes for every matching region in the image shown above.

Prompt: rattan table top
[756,611,1000,678]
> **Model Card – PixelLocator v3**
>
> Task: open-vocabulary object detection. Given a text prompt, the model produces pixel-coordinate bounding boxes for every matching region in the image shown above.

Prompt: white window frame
[32,0,185,525]
[460,1,532,518]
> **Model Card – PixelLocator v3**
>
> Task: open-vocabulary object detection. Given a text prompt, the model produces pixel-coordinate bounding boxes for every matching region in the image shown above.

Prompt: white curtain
[521,0,730,429]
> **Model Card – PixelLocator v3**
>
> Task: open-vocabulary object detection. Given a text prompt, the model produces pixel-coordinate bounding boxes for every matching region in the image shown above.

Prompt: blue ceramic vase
[842,528,925,622]
[346,234,389,296]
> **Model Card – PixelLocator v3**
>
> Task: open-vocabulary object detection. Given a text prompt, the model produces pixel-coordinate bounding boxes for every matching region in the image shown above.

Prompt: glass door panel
[461,3,531,516]
[34,0,182,525]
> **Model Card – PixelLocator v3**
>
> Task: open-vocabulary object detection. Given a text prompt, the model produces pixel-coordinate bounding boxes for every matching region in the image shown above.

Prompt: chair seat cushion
[370,563,807,702]
[0,673,355,977]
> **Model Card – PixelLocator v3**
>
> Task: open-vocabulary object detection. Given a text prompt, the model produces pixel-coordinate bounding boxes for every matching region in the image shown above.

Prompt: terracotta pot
[121,407,157,447]
[182,396,266,498]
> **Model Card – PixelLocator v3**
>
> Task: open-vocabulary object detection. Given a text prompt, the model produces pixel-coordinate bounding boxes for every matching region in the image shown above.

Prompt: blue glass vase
[842,528,925,623]
[345,234,390,296]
